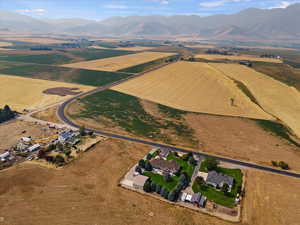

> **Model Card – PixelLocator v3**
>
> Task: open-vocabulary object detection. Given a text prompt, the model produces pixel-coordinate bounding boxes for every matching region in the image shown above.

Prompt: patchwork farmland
[0,74,94,112]
[111,61,273,120]
[62,51,177,71]
[210,63,300,138]
[195,54,282,63]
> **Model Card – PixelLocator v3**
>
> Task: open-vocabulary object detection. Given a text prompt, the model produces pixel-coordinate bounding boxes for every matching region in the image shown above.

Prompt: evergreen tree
[144,161,153,171]
[143,179,152,192]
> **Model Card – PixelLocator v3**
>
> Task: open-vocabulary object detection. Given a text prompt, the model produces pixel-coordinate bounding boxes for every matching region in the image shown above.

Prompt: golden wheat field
[196,54,282,63]
[211,63,300,138]
[0,75,94,112]
[111,61,273,120]
[62,52,176,71]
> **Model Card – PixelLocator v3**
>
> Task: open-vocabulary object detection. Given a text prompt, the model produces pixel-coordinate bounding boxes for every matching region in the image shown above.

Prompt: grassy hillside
[0,61,131,86]
[68,90,198,147]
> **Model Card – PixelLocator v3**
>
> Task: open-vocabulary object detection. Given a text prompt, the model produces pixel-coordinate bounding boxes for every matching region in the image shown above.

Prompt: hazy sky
[1,0,300,20]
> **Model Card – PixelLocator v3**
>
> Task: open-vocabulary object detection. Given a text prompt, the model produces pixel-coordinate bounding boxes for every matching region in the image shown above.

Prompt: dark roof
[206,171,234,187]
[191,193,201,203]
[199,196,207,207]
[150,158,180,172]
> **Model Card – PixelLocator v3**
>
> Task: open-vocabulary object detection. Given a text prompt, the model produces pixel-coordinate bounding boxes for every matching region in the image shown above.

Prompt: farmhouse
[206,171,234,191]
[150,158,180,175]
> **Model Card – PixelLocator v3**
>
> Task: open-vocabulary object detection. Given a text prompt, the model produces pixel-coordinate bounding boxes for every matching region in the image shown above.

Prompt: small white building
[27,144,41,152]
[0,152,10,161]
[132,175,149,190]
[21,137,32,143]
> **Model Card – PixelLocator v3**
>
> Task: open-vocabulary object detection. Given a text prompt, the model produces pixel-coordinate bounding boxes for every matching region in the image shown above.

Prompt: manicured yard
[192,183,236,208]
[196,160,243,208]
[143,171,179,191]
[167,153,195,178]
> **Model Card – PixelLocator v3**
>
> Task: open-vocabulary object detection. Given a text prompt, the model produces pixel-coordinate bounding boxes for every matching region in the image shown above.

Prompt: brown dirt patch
[185,113,300,172]
[242,170,300,225]
[0,139,231,225]
[43,87,82,97]
[31,106,62,124]
[0,120,56,151]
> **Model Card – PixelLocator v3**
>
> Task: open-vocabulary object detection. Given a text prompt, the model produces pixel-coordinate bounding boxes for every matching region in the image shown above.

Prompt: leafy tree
[144,161,153,171]
[143,179,152,192]
[151,182,157,192]
[278,161,290,170]
[168,190,177,202]
[181,152,193,161]
[221,183,229,194]
[0,105,15,123]
[188,156,196,165]
[155,184,162,194]
[271,160,278,167]
[146,153,152,160]
[163,190,169,199]
[79,125,86,136]
[163,173,172,182]
[54,155,65,165]
[138,159,145,168]
[205,157,219,171]
[135,166,142,174]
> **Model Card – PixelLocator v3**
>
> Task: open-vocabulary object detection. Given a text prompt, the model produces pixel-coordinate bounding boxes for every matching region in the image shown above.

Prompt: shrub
[278,161,290,170]
[271,160,278,167]
[205,157,219,171]
[143,179,152,192]
[163,173,172,182]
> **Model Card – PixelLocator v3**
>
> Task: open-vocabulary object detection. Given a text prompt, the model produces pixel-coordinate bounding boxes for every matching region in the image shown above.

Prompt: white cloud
[199,0,250,8]
[269,1,292,9]
[104,4,129,9]
[16,8,46,15]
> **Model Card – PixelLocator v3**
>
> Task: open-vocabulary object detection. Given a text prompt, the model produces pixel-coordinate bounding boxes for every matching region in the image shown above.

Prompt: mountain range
[1,4,300,40]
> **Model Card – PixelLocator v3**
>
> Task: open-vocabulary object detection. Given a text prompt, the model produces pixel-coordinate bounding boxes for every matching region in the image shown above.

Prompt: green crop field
[69,48,134,61]
[68,90,197,146]
[0,61,131,86]
[0,53,73,65]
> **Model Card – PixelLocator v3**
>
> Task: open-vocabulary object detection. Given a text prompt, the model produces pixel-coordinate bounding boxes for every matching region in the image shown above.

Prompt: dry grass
[1,37,73,44]
[0,74,94,112]
[31,106,62,124]
[111,61,273,120]
[185,113,300,172]
[116,46,155,51]
[242,170,300,225]
[0,120,56,151]
[211,63,300,138]
[0,138,298,225]
[195,54,282,63]
[62,52,176,71]
[185,45,216,49]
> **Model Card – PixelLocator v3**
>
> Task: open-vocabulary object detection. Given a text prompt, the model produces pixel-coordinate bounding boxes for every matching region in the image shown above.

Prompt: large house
[150,158,180,175]
[206,171,234,191]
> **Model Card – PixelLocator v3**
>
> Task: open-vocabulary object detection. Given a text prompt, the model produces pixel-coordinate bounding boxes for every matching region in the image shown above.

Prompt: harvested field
[0,138,298,225]
[185,113,300,172]
[211,63,300,138]
[112,61,273,120]
[31,106,62,124]
[63,52,176,71]
[43,87,82,96]
[195,54,282,63]
[0,74,93,112]
[1,37,73,44]
[116,46,155,51]
[0,120,56,150]
[186,45,216,49]
[242,170,300,225]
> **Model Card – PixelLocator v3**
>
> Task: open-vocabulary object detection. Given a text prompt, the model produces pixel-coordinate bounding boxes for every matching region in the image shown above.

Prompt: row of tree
[0,105,15,123]
[143,172,190,202]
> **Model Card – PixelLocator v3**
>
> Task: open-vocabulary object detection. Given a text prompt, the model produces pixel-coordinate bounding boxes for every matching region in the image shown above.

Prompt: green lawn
[196,161,243,208]
[192,183,236,208]
[143,171,179,191]
[167,153,195,178]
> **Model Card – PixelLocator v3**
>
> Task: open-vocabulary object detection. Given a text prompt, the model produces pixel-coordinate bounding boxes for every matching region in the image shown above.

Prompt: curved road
[57,69,300,180]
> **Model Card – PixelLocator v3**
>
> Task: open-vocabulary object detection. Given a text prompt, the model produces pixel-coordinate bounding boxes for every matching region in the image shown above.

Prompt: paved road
[56,63,300,180]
